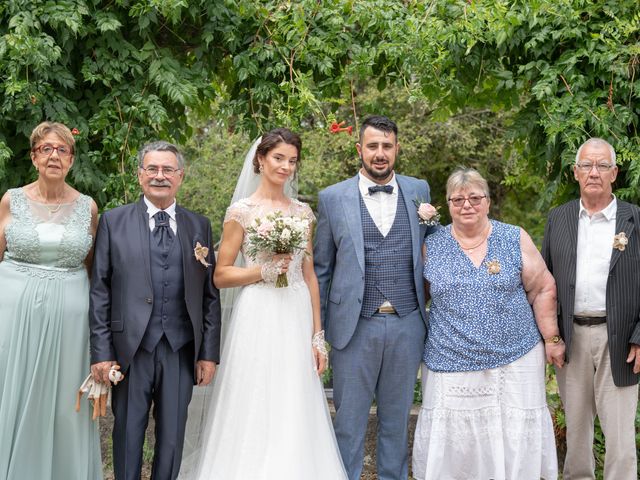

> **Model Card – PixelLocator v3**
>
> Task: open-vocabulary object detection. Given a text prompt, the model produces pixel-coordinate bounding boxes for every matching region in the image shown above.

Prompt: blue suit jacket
[314,174,431,349]
[89,197,221,378]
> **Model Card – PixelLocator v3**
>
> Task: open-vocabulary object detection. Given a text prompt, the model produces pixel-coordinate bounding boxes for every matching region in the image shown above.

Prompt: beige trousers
[556,323,638,480]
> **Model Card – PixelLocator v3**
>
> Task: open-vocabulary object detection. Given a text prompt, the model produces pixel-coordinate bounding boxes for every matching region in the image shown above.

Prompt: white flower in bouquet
[246,211,310,287]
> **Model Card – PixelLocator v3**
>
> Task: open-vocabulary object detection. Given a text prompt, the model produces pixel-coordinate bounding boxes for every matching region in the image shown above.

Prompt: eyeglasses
[32,144,73,159]
[575,162,615,173]
[448,195,486,207]
[139,166,182,178]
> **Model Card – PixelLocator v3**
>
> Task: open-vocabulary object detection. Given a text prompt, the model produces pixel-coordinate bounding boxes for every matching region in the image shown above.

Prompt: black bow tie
[368,184,394,195]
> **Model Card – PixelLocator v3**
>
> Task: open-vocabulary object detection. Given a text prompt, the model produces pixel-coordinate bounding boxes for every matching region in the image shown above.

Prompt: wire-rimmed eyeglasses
[139,166,182,178]
[575,162,615,173]
[448,195,487,207]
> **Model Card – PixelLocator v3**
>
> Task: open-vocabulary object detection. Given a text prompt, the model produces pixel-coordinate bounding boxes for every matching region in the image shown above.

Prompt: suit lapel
[341,176,365,272]
[176,205,194,278]
[396,176,420,268]
[136,197,153,287]
[564,200,579,283]
[610,201,635,272]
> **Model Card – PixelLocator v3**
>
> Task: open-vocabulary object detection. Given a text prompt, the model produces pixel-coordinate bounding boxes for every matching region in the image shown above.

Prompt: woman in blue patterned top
[412,167,565,480]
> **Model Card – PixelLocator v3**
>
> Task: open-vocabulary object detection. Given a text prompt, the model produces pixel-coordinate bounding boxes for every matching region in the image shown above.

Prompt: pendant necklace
[452,223,491,253]
[37,182,63,216]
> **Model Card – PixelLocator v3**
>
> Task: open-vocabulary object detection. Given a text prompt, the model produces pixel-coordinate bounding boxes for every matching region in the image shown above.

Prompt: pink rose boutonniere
[194,242,211,267]
[413,198,441,226]
[613,232,628,252]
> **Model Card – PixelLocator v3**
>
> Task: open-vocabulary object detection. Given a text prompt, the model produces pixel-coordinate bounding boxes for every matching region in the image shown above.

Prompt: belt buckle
[378,305,396,314]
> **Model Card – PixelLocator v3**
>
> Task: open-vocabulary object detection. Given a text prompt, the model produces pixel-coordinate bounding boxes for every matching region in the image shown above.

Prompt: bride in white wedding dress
[188,128,346,479]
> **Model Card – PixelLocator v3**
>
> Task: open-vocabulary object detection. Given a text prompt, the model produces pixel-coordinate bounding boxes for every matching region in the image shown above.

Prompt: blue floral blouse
[423,220,541,372]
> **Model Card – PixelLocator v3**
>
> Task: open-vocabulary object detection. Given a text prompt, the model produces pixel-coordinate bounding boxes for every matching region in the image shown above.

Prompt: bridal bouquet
[246,211,310,287]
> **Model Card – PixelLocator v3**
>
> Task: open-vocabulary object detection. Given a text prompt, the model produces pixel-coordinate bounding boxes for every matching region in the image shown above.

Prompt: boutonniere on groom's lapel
[194,242,211,267]
[413,198,441,226]
[613,232,628,252]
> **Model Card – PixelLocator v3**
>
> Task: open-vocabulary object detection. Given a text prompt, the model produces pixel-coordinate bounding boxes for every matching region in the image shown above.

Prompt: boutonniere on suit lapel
[413,198,441,226]
[194,241,211,267]
[613,232,628,251]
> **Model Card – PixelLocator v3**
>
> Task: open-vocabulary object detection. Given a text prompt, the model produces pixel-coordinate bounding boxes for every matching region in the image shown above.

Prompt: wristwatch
[545,335,562,344]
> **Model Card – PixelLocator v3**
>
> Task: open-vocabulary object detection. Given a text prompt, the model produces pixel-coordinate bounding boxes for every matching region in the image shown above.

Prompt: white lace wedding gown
[191,198,347,479]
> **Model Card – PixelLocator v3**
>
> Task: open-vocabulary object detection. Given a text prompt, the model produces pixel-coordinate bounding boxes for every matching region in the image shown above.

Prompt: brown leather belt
[377,305,396,314]
[574,316,606,326]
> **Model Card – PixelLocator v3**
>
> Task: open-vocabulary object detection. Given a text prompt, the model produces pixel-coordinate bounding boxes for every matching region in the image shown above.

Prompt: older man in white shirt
[542,137,640,480]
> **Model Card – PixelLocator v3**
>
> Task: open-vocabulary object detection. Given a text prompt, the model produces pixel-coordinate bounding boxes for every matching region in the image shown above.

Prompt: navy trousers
[111,336,194,480]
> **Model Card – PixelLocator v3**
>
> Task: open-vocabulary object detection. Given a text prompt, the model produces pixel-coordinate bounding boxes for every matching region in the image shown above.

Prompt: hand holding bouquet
[246,211,310,287]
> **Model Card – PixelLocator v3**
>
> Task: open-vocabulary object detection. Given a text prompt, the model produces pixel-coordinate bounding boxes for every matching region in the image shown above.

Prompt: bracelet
[260,259,284,284]
[544,335,562,345]
[312,330,328,360]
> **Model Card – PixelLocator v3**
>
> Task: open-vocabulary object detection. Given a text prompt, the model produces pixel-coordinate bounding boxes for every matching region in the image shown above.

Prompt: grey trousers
[331,309,426,480]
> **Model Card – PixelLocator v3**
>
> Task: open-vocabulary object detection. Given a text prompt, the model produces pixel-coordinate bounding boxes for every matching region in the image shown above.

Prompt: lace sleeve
[223,200,250,230]
[297,201,316,225]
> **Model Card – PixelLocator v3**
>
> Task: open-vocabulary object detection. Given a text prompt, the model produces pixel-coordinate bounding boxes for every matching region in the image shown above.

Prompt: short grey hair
[137,140,185,169]
[575,138,616,165]
[446,167,490,201]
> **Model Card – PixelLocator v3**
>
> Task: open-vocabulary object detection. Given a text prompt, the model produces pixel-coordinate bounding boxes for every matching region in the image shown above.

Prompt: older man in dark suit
[542,137,640,480]
[89,141,221,480]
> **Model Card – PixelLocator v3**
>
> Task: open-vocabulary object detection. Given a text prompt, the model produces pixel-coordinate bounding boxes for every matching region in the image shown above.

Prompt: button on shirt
[144,196,177,235]
[573,197,616,317]
[358,173,398,237]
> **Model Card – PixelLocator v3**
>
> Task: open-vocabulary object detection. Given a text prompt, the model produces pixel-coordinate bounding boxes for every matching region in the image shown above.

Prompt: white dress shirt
[144,196,178,235]
[358,172,398,237]
[573,197,616,317]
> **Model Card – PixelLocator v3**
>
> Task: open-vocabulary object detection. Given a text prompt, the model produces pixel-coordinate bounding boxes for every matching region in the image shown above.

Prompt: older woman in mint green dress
[0,122,102,479]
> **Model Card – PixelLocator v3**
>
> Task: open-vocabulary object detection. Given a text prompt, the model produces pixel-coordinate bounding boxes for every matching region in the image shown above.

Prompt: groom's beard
[360,155,394,181]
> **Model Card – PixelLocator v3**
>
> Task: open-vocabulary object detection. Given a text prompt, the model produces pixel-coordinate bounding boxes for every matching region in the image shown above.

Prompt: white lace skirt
[412,342,558,480]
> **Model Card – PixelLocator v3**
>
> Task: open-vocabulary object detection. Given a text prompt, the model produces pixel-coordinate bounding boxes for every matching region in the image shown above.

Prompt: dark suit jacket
[541,198,640,386]
[89,197,221,379]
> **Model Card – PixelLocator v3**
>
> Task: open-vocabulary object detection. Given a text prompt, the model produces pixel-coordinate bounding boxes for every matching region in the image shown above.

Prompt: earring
[259,164,264,173]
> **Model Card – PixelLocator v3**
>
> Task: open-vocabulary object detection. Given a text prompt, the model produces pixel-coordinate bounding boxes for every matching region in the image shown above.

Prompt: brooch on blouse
[613,232,628,252]
[485,259,501,275]
[194,242,211,267]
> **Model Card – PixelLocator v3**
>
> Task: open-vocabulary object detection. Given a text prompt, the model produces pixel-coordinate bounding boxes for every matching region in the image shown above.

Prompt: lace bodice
[224,198,315,287]
[4,188,93,268]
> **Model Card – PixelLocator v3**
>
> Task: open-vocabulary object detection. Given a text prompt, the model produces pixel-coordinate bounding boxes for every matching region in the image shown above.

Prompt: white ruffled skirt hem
[412,342,558,480]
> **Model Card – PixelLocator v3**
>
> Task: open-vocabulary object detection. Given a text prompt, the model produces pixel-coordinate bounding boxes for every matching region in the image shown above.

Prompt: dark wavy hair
[252,128,302,174]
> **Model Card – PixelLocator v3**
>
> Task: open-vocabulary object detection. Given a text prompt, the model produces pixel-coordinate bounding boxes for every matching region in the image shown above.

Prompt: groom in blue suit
[314,116,430,480]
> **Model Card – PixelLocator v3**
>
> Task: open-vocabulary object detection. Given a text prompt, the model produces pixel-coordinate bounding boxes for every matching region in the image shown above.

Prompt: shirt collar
[578,195,617,221]
[144,196,177,220]
[358,172,398,196]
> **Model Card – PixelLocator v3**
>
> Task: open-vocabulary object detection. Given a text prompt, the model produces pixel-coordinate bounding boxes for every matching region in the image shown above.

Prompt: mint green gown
[0,188,102,480]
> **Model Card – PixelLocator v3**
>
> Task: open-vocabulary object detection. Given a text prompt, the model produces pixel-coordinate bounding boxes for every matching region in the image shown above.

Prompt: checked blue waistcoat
[359,188,418,318]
